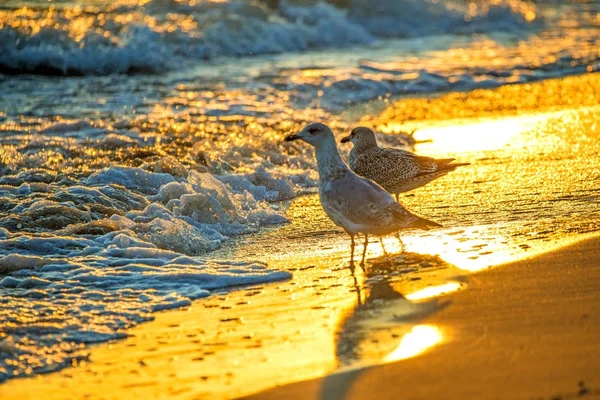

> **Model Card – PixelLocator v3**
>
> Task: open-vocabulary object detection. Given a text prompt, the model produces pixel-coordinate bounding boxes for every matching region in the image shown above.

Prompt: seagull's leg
[396,232,406,253]
[361,234,369,266]
[395,193,400,202]
[379,236,388,255]
[350,234,355,266]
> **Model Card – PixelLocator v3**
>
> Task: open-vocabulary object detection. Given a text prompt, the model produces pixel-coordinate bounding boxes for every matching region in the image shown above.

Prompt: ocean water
[1,0,599,383]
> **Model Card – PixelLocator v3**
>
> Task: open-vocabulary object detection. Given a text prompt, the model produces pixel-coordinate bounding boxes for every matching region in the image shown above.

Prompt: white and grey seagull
[341,127,470,201]
[285,123,441,265]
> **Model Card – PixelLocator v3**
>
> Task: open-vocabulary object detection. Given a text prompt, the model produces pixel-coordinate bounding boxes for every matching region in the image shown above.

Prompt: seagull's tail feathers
[390,204,442,230]
[435,158,456,167]
[438,161,471,172]
[408,215,443,231]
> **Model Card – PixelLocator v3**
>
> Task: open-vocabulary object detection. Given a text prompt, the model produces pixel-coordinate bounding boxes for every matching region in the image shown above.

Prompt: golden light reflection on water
[411,116,539,153]
[405,230,518,272]
[373,227,596,273]
[406,282,462,301]
[383,325,443,362]
[374,108,600,274]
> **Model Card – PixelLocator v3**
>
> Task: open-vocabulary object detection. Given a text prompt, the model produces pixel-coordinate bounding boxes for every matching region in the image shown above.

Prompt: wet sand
[2,73,600,399]
[243,234,600,400]
[0,196,468,400]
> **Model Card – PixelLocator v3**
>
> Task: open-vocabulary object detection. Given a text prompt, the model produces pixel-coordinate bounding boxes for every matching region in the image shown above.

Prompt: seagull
[285,123,441,265]
[340,127,469,201]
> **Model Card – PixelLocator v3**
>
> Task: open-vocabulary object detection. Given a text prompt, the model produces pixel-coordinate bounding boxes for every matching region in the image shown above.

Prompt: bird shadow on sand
[321,251,456,400]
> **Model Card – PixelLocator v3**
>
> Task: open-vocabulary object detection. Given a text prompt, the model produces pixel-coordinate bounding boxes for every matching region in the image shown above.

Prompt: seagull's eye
[308,127,320,134]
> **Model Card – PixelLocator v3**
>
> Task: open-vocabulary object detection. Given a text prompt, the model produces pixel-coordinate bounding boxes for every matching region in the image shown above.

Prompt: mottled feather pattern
[346,127,469,195]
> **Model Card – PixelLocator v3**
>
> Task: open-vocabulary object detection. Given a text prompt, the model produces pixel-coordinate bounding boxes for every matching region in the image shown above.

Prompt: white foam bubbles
[0,163,294,382]
[87,166,177,195]
[0,229,290,381]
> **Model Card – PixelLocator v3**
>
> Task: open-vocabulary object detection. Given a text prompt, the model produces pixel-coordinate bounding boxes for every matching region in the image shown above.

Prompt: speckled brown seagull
[341,127,470,201]
[285,123,441,265]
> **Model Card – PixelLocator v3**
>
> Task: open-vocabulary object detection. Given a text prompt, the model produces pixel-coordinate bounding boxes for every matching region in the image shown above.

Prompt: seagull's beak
[285,134,300,142]
[340,135,351,143]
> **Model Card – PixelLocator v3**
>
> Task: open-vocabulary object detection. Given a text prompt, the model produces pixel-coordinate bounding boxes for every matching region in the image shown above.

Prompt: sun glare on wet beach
[383,325,443,362]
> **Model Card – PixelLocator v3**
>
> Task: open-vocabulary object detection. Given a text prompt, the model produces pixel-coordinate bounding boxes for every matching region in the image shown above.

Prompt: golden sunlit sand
[2,73,600,400]
[244,234,600,400]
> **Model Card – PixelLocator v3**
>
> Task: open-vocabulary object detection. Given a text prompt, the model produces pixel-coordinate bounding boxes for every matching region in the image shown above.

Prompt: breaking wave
[0,0,540,75]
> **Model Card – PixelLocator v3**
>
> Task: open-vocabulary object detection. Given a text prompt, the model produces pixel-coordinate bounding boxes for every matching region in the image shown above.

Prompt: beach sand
[243,234,600,400]
[1,73,600,399]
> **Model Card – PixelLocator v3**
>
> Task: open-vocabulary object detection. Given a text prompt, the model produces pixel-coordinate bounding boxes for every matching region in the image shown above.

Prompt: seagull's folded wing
[323,174,396,227]
[366,148,422,180]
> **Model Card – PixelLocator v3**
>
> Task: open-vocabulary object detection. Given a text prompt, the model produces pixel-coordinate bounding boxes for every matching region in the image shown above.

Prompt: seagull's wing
[378,148,458,174]
[353,175,442,229]
[322,173,397,227]
[356,173,398,205]
[412,154,461,175]
[354,148,421,182]
[383,148,453,175]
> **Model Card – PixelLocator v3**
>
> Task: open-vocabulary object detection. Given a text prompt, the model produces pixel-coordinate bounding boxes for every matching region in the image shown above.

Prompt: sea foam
[0,162,293,382]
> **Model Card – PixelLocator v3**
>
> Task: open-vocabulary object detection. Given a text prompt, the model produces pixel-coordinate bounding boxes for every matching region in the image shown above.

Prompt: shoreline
[2,227,597,400]
[0,192,557,399]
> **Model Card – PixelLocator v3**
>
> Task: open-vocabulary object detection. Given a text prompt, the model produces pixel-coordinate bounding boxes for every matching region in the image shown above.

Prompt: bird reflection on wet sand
[335,251,451,369]
[309,251,453,400]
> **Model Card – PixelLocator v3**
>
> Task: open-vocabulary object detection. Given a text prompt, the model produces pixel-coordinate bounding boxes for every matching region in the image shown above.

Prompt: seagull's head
[285,123,334,147]
[340,126,376,147]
